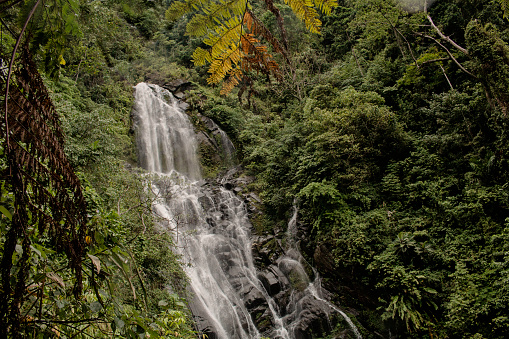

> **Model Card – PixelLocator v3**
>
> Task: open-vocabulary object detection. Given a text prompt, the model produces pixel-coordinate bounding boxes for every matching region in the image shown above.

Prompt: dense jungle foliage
[2,0,509,337]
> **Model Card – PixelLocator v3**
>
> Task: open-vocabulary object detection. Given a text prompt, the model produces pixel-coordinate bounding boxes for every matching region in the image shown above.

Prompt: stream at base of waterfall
[132,82,362,339]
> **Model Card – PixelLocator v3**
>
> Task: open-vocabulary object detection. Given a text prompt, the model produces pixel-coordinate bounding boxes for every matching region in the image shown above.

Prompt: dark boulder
[250,306,274,333]
[313,244,336,274]
[258,270,281,296]
[162,79,192,93]
[292,295,333,339]
[241,284,265,309]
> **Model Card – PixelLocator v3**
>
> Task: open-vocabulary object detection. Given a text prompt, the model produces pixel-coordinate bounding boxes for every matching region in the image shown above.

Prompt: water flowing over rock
[132,82,362,339]
[132,82,201,179]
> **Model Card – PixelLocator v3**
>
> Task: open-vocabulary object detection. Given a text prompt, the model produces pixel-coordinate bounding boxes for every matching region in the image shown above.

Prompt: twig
[126,248,148,312]
[439,64,454,90]
[419,57,450,65]
[30,318,105,324]
[74,50,87,83]
[351,47,365,76]
[346,31,365,76]
[70,323,93,339]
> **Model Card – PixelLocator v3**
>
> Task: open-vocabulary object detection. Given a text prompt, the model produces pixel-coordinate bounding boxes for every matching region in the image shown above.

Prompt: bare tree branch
[427,14,468,55]
[417,33,477,78]
[439,64,454,90]
[379,10,419,68]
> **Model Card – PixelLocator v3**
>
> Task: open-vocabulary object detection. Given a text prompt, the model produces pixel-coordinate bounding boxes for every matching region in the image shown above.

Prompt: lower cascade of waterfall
[132,82,362,339]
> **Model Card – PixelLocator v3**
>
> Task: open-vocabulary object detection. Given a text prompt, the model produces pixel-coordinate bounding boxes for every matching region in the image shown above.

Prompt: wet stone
[258,270,281,296]
[292,295,332,339]
[227,266,244,278]
[163,79,191,92]
[251,307,274,333]
[268,265,290,290]
[198,194,214,211]
[174,91,185,99]
[205,216,216,227]
[229,277,249,291]
[244,287,265,309]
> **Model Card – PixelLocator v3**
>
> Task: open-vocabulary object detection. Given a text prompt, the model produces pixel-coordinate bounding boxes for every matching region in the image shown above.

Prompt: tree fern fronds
[220,68,244,94]
[207,44,244,83]
[186,0,249,37]
[283,0,321,33]
[192,47,213,66]
[240,33,282,80]
[263,0,290,50]
[243,10,288,61]
[203,15,243,56]
[312,0,338,15]
[166,0,204,21]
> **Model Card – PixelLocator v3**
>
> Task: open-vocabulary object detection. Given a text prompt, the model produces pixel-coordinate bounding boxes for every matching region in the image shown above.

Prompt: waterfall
[132,82,362,339]
[283,205,362,339]
[132,83,201,180]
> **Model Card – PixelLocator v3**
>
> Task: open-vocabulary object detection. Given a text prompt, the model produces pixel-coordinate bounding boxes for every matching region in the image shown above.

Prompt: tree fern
[313,0,337,15]
[185,0,248,37]
[208,44,243,84]
[241,33,282,80]
[220,68,244,95]
[284,0,322,33]
[166,0,205,21]
[166,0,338,94]
[244,10,288,61]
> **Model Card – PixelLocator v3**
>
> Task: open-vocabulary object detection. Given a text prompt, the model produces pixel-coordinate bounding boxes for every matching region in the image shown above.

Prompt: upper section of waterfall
[132,82,202,180]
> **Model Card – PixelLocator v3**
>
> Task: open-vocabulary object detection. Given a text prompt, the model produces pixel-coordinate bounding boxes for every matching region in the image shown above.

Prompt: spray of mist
[396,0,437,13]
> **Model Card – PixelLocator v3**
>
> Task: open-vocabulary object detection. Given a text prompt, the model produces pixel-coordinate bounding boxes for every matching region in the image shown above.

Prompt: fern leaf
[312,0,338,15]
[243,10,287,60]
[185,0,249,37]
[203,15,242,51]
[192,47,213,66]
[220,68,244,95]
[240,33,282,80]
[166,0,206,21]
[207,45,243,84]
[284,0,321,33]
[500,0,509,18]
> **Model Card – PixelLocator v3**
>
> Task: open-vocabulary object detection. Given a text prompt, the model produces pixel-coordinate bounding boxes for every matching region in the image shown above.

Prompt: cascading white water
[132,83,201,180]
[283,205,362,339]
[133,82,362,339]
[133,83,272,338]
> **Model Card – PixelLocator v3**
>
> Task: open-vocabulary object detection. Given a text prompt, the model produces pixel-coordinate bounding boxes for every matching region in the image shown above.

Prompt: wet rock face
[186,126,353,339]
[313,244,336,275]
[220,166,262,220]
[214,168,340,339]
[258,266,285,296]
[292,296,333,339]
[190,302,219,339]
[252,235,284,268]
[162,79,192,93]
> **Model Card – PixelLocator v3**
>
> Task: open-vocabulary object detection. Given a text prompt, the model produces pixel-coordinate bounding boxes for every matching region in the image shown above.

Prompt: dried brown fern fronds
[0,46,87,338]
